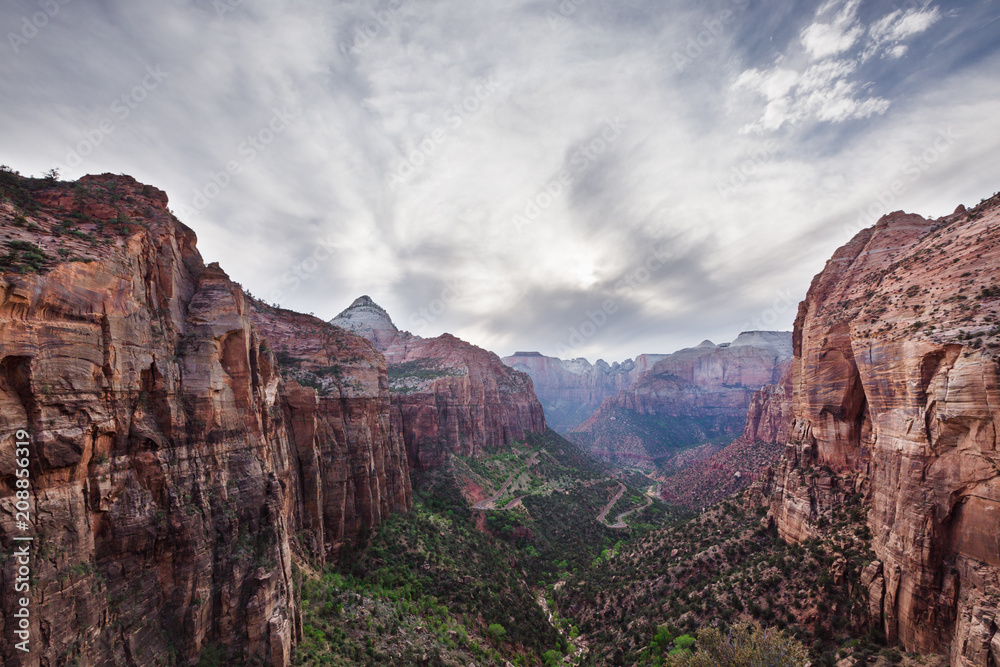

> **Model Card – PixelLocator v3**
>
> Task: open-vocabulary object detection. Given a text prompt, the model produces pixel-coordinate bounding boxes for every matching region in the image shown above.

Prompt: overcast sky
[3,0,999,362]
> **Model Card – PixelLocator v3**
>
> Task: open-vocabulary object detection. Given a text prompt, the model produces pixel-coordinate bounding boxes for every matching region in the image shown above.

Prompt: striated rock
[328,295,407,352]
[384,334,546,468]
[502,351,666,432]
[249,303,412,561]
[329,296,547,469]
[658,368,792,508]
[0,173,410,666]
[765,199,1000,665]
[568,331,792,468]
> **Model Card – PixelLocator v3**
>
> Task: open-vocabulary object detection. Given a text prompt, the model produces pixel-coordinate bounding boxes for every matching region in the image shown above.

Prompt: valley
[1,169,998,667]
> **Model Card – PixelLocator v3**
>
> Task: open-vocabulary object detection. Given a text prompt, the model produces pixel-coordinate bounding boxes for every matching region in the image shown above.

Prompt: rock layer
[568,332,792,468]
[502,351,666,432]
[764,201,1000,666]
[330,297,547,469]
[0,173,410,666]
[660,368,792,508]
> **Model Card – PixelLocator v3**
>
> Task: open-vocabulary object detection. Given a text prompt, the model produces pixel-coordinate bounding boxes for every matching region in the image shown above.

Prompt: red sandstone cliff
[659,367,792,508]
[761,200,1000,666]
[568,332,792,468]
[0,172,410,666]
[330,298,547,469]
[502,351,665,432]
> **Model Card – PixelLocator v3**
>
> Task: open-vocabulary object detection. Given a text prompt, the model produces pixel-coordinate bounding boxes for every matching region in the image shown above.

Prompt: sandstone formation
[330,297,547,469]
[328,295,407,352]
[0,172,410,666]
[568,332,793,468]
[660,368,792,508]
[502,351,666,432]
[760,200,1000,666]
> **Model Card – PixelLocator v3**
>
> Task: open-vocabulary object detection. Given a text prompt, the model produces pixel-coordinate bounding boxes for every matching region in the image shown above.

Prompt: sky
[2,0,999,363]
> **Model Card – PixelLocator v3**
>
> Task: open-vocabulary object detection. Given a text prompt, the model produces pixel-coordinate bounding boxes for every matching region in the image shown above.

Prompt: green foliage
[664,622,808,666]
[1,240,51,274]
[487,624,506,643]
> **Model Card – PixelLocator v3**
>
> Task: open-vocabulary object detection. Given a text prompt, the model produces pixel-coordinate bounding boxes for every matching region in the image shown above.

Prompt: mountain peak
[329,295,400,349]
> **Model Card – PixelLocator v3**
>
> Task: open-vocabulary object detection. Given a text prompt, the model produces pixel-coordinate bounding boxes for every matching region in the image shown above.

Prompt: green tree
[487,623,506,643]
[665,622,808,666]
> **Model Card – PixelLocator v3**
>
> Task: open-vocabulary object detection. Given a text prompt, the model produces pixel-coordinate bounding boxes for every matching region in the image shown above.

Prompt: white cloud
[864,6,941,61]
[801,0,863,59]
[736,1,941,133]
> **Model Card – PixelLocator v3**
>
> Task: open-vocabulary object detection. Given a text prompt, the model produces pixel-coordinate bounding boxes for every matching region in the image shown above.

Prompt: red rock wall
[569,342,791,467]
[502,352,662,432]
[767,202,1000,666]
[0,174,410,666]
[385,335,547,469]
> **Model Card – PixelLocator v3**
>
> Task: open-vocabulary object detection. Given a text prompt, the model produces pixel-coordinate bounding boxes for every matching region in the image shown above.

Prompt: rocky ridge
[0,172,410,666]
[568,331,793,468]
[758,200,1000,666]
[502,351,667,432]
[330,296,547,469]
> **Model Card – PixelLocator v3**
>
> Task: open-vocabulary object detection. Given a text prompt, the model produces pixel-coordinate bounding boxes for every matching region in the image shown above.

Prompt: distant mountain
[502,351,667,432]
[329,294,408,351]
[567,331,793,469]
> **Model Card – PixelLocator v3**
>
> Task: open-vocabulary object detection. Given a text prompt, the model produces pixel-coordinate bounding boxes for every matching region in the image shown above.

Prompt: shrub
[487,623,506,643]
[665,621,808,666]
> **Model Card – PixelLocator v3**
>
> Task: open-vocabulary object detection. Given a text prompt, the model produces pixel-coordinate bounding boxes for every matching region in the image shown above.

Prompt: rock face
[568,332,793,468]
[0,173,410,666]
[660,368,792,508]
[502,351,666,432]
[249,303,412,560]
[763,201,1000,665]
[328,295,406,351]
[330,297,547,469]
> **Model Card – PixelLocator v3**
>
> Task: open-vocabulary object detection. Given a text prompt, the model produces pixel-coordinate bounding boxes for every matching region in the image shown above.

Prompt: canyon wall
[660,368,792,508]
[502,351,666,432]
[568,332,792,468]
[0,173,410,666]
[330,299,547,469]
[764,201,1000,666]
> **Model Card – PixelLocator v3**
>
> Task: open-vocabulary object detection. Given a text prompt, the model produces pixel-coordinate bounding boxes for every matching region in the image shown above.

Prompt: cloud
[0,0,997,363]
[801,0,864,59]
[736,0,942,133]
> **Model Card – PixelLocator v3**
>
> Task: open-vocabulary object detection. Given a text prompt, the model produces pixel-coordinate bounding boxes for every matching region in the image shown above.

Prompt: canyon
[0,172,541,666]
[502,351,667,432]
[2,166,999,667]
[567,331,793,469]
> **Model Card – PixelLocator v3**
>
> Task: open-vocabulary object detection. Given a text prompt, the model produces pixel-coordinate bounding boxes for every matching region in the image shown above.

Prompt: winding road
[473,453,538,510]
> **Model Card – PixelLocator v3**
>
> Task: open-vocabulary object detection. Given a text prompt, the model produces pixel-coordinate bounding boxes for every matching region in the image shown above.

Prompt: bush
[487,623,506,643]
[666,621,808,666]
